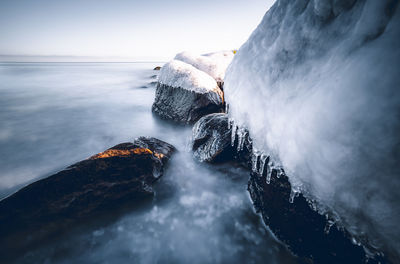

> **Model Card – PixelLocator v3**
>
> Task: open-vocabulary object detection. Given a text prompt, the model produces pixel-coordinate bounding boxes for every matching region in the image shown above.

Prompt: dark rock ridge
[153,66,161,70]
[0,137,175,260]
[152,83,224,124]
[191,115,387,263]
[248,163,387,264]
[192,113,251,164]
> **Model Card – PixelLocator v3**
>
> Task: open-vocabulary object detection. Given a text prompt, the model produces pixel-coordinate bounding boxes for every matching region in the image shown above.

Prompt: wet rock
[152,60,224,124]
[191,114,386,263]
[192,113,232,162]
[152,83,224,124]
[248,162,387,264]
[153,66,161,70]
[192,113,252,164]
[0,137,175,260]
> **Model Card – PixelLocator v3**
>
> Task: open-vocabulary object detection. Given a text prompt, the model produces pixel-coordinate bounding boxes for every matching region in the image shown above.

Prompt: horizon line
[0,61,166,63]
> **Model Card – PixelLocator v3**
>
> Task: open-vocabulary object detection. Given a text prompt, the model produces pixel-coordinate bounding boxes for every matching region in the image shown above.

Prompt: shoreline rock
[152,60,225,124]
[152,83,224,124]
[192,113,251,164]
[0,137,175,260]
[191,114,387,263]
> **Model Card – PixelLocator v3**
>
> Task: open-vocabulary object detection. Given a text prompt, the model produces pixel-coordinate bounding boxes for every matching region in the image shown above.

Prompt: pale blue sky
[0,0,275,61]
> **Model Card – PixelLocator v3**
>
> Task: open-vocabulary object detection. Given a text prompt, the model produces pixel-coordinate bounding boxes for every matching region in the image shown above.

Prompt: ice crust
[224,0,400,258]
[158,60,218,94]
[174,51,234,83]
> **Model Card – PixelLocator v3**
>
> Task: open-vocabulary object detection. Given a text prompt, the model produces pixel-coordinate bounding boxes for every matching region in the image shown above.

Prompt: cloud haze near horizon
[0,0,275,61]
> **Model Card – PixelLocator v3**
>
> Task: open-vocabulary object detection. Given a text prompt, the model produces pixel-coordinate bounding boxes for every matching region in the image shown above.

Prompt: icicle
[241,130,248,151]
[258,154,268,175]
[266,164,272,184]
[351,237,361,246]
[276,167,284,178]
[231,124,237,147]
[289,188,298,203]
[251,152,259,172]
[324,219,335,234]
[236,128,247,152]
[225,103,229,114]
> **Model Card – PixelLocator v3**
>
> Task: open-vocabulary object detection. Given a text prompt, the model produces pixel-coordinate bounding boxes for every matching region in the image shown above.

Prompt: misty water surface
[0,62,296,263]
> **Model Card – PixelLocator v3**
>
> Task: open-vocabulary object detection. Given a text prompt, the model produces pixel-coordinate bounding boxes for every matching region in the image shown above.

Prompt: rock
[153,66,161,70]
[174,51,234,85]
[152,60,224,124]
[191,114,386,263]
[192,113,251,163]
[0,137,175,260]
[152,83,224,124]
[192,113,232,162]
[248,161,387,264]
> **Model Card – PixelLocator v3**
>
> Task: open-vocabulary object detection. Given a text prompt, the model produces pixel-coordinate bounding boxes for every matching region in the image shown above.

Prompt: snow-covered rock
[224,0,400,260]
[174,51,234,85]
[152,60,224,124]
[157,60,220,94]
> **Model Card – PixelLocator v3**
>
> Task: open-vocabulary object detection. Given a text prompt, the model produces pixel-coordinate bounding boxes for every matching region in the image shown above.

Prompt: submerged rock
[152,60,224,124]
[0,137,175,259]
[192,113,251,164]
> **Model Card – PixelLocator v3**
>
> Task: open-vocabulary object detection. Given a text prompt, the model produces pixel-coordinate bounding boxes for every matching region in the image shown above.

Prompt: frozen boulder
[152,60,224,124]
[192,113,252,164]
[192,113,233,162]
[247,161,382,264]
[174,50,234,88]
[0,137,175,261]
[224,0,400,260]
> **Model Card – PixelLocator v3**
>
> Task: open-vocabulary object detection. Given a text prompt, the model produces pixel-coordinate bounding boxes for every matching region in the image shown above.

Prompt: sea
[0,62,295,263]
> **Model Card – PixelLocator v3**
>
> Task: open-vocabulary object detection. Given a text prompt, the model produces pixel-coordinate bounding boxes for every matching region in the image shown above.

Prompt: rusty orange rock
[90,148,154,160]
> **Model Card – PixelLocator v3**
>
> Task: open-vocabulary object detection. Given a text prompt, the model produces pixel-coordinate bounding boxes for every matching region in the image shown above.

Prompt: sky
[0,0,275,61]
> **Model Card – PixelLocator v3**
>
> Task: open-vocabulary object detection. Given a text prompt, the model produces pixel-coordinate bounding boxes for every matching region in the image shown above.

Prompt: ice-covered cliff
[224,0,400,260]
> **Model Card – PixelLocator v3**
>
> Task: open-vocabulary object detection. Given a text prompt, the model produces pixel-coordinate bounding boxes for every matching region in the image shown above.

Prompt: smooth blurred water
[0,62,296,263]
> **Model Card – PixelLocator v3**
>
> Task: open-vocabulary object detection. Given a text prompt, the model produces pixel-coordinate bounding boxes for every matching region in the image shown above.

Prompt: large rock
[192,113,251,164]
[0,137,175,260]
[152,60,224,124]
[190,114,386,263]
[247,164,383,264]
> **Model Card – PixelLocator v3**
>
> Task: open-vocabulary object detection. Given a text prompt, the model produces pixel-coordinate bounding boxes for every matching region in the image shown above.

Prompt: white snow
[158,60,218,94]
[224,0,400,258]
[174,51,234,82]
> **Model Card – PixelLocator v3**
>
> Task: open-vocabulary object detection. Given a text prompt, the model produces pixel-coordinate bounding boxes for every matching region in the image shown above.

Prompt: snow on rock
[153,60,224,124]
[157,60,219,94]
[224,0,400,260]
[174,51,234,83]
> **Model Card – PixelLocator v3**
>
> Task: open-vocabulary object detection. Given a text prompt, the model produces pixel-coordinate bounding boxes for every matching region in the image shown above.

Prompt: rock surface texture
[0,137,175,260]
[248,165,386,264]
[192,113,251,164]
[152,60,224,124]
[191,112,388,263]
[224,0,400,261]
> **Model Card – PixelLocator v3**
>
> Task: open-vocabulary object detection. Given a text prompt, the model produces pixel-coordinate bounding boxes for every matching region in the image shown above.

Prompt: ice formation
[157,60,219,93]
[224,0,400,259]
[174,51,234,83]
